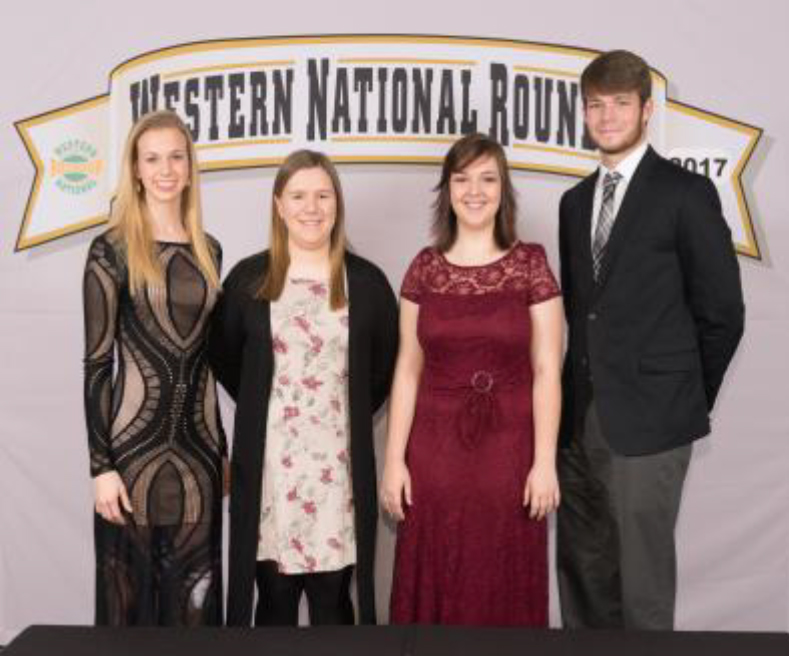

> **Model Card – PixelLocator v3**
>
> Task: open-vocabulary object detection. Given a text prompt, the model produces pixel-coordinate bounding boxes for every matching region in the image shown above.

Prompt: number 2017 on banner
[670,156,728,178]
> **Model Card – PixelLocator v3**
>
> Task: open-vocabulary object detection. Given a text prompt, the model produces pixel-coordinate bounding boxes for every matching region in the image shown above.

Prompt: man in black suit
[557,50,744,630]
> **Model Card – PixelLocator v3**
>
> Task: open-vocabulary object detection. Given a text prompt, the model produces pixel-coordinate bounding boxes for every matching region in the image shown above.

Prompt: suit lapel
[574,173,598,299]
[594,146,659,295]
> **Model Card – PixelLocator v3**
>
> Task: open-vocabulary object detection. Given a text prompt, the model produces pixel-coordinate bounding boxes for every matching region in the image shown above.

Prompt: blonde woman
[210,150,398,626]
[83,110,225,625]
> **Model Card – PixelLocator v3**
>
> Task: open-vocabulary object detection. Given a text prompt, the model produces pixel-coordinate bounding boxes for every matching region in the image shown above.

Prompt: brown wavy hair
[432,132,517,252]
[257,150,347,310]
[580,50,652,106]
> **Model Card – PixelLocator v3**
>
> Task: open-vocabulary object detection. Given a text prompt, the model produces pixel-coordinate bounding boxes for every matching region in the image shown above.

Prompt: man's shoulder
[646,148,711,192]
[566,170,597,194]
[560,172,596,213]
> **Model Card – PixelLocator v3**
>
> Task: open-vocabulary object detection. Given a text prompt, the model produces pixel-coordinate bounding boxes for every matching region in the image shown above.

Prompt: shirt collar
[599,140,649,185]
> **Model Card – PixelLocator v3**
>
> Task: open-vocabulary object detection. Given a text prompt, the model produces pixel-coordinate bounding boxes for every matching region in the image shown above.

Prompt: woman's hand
[380,459,412,521]
[523,462,560,520]
[94,471,132,524]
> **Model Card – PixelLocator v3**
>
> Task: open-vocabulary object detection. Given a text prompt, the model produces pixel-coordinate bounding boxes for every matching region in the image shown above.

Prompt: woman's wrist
[530,454,557,470]
[384,453,406,467]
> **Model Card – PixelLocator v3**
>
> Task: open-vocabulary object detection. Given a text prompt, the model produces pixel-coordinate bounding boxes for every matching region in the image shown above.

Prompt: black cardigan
[209,250,398,625]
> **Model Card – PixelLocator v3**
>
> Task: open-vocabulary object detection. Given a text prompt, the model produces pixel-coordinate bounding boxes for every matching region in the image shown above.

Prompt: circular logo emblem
[50,139,104,195]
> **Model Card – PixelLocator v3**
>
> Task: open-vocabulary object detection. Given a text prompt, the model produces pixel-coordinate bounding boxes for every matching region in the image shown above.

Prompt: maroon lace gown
[390,242,560,626]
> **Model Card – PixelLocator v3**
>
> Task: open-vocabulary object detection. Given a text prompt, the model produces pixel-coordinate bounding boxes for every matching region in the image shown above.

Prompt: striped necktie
[592,171,622,279]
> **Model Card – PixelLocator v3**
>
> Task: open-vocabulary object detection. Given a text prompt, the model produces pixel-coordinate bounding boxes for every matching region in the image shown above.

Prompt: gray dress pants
[557,401,692,629]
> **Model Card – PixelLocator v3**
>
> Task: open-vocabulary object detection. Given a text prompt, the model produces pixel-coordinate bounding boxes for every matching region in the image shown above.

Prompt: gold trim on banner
[162,60,296,80]
[511,162,590,178]
[513,142,599,161]
[197,138,292,151]
[331,136,457,144]
[200,158,284,171]
[508,69,667,92]
[513,66,578,78]
[17,216,109,250]
[106,35,670,92]
[109,35,608,79]
[667,101,758,137]
[196,154,592,181]
[337,57,476,66]
[14,95,110,252]
[15,36,762,254]
[667,99,763,259]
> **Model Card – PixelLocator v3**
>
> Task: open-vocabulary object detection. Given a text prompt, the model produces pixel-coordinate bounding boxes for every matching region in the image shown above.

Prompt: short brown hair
[258,150,347,310]
[581,50,652,105]
[432,133,517,252]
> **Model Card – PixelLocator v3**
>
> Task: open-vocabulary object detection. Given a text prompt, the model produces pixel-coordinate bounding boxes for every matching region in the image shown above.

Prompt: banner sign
[15,35,762,256]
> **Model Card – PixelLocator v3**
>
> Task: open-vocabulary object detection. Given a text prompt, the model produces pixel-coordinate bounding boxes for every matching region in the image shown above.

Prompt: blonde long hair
[109,110,220,295]
[258,150,347,310]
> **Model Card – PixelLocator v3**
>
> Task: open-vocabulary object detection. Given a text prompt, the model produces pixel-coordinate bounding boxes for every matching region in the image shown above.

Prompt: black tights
[254,560,355,626]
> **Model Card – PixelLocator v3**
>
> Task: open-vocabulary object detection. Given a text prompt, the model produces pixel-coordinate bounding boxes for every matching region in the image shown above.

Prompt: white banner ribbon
[15,35,762,257]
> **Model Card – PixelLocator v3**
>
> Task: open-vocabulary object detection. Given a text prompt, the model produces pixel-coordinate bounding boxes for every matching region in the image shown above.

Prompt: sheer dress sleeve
[207,236,228,458]
[83,235,121,477]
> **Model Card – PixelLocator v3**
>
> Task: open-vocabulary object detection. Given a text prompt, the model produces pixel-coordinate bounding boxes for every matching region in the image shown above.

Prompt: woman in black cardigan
[210,150,398,626]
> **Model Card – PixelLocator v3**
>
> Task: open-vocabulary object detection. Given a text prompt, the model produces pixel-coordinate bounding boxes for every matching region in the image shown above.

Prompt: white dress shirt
[590,141,649,238]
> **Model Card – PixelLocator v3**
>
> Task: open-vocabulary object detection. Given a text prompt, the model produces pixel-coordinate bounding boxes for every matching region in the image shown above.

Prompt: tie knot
[604,171,622,190]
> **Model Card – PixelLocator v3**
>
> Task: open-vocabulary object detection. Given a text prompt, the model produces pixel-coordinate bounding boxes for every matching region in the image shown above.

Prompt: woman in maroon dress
[382,133,563,626]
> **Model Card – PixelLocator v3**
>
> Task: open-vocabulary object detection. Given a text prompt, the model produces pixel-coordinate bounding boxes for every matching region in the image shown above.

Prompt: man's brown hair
[580,50,652,105]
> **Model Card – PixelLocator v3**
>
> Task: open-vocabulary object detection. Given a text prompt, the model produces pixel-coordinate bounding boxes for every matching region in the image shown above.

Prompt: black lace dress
[83,231,225,625]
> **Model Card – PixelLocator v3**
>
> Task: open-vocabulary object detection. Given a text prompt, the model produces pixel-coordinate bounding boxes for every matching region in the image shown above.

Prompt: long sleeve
[208,238,228,458]
[370,268,399,413]
[677,175,745,410]
[558,193,574,321]
[208,260,248,402]
[83,236,121,477]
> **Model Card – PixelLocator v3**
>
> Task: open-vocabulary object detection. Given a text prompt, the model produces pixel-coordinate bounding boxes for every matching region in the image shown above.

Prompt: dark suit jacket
[559,146,744,456]
[208,251,398,625]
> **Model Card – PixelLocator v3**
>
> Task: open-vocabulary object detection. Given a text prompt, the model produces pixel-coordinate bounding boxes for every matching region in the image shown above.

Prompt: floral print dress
[257,277,355,573]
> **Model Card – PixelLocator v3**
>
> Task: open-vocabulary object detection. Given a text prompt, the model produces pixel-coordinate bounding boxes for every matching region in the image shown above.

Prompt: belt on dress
[425,367,527,450]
